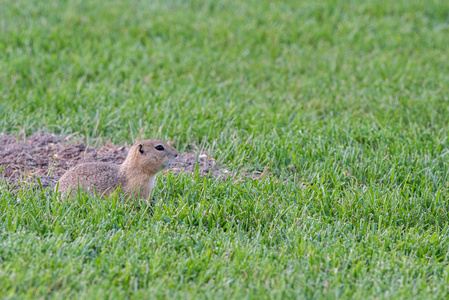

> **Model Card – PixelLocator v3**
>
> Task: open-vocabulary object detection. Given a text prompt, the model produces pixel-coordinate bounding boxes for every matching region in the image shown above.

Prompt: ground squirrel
[56,139,179,200]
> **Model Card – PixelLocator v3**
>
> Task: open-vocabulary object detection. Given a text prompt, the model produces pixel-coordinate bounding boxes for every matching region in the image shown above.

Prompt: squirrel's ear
[138,144,144,154]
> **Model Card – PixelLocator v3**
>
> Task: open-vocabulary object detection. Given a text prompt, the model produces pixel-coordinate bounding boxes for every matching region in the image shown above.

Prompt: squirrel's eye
[139,145,144,154]
[155,145,164,151]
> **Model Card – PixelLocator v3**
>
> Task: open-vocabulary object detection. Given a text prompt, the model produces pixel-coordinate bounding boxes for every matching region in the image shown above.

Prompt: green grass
[1,0,449,298]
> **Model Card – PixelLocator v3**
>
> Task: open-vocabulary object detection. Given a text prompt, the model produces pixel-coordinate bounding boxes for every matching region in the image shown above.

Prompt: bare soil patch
[0,133,234,189]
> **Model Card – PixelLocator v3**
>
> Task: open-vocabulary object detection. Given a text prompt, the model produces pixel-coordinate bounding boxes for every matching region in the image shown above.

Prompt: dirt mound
[0,133,232,189]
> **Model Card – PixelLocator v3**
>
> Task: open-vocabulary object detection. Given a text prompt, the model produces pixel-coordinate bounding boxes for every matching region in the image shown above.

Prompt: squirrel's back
[56,162,124,197]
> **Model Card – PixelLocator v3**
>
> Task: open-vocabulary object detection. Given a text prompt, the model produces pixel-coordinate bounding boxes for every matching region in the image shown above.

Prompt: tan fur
[55,139,178,200]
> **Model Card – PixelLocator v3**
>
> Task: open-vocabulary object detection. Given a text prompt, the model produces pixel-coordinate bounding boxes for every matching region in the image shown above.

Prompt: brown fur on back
[56,162,125,197]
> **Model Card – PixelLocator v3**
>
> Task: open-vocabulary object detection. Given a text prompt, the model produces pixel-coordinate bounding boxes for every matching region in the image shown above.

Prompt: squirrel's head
[128,139,179,174]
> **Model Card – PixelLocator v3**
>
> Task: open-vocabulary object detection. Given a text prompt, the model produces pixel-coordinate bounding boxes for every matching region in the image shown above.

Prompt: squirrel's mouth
[164,158,176,169]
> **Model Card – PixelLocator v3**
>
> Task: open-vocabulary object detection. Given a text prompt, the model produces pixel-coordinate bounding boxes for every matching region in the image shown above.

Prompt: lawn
[1,0,449,298]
